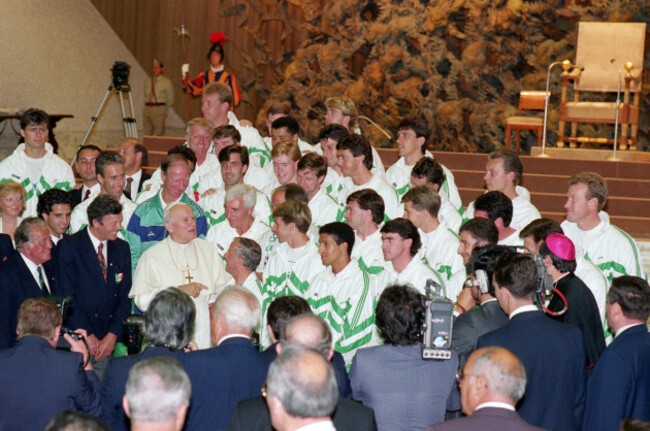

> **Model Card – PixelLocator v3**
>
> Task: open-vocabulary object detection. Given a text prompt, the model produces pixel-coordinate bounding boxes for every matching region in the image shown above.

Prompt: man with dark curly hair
[349,284,459,431]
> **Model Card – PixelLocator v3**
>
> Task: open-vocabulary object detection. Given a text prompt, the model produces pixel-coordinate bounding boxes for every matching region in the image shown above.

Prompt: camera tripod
[77,80,138,158]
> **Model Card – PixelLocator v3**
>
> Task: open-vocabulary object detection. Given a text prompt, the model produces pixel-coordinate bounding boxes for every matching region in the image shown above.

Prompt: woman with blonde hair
[0,181,27,241]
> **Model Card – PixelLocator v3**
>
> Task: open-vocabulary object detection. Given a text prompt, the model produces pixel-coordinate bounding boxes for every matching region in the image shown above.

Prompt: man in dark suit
[182,286,270,431]
[0,297,100,431]
[452,246,509,366]
[37,188,73,274]
[264,345,340,431]
[0,217,56,349]
[71,145,101,207]
[262,295,352,399]
[230,313,377,431]
[583,275,650,430]
[477,252,586,431]
[101,287,195,431]
[118,138,150,200]
[426,347,547,431]
[57,194,132,379]
[0,233,13,262]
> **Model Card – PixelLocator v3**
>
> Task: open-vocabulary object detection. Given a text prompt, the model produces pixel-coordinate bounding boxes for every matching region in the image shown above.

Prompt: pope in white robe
[130,202,227,349]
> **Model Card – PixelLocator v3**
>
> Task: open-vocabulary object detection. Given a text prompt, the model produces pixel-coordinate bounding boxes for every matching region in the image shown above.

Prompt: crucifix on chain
[185,265,194,284]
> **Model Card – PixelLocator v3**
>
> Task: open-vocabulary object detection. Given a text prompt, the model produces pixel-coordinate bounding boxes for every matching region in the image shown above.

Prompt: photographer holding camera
[349,284,459,430]
[0,297,100,431]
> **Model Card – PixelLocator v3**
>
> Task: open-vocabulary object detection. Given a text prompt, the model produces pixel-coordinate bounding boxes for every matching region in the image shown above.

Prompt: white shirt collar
[475,401,516,411]
[87,227,107,256]
[509,304,539,319]
[615,323,646,337]
[50,234,61,245]
[217,333,251,346]
[19,252,50,293]
[295,420,337,431]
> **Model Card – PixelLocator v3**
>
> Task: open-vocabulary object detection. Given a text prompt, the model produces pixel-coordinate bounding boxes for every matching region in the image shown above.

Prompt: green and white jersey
[339,175,401,220]
[463,186,541,230]
[447,269,467,302]
[206,216,271,261]
[259,240,325,347]
[439,193,462,233]
[575,256,609,336]
[562,211,647,282]
[70,193,137,239]
[308,186,341,229]
[418,224,464,282]
[350,229,386,275]
[0,143,74,217]
[262,241,325,298]
[200,189,272,231]
[307,261,378,365]
[386,256,448,299]
[385,153,463,212]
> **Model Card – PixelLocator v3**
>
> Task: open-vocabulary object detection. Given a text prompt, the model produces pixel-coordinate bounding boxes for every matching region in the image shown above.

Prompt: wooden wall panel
[89,0,320,126]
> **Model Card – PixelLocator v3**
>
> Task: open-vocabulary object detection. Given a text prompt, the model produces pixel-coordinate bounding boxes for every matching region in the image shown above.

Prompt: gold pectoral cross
[185,265,194,284]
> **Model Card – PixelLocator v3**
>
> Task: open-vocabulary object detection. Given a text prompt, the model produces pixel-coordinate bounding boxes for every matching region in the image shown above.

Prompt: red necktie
[125,177,133,196]
[83,189,91,201]
[97,242,107,281]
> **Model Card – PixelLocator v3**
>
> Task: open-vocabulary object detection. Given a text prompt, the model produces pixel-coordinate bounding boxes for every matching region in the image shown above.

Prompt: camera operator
[100,287,196,431]
[0,297,100,431]
[452,246,509,367]
[350,284,459,430]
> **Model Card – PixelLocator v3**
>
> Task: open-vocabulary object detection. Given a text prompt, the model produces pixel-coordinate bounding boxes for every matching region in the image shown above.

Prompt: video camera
[421,279,455,360]
[111,61,131,87]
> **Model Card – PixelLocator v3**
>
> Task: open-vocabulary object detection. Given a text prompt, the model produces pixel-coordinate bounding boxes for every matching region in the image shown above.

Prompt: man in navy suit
[230,313,377,431]
[0,297,100,431]
[477,252,586,431]
[70,145,101,208]
[582,276,650,430]
[57,194,132,378]
[426,347,546,431]
[0,217,56,349]
[182,286,270,431]
[118,138,150,200]
[37,188,73,274]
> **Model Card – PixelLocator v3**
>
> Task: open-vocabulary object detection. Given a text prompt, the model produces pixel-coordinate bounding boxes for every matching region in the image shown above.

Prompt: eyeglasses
[455,369,478,385]
[261,381,267,398]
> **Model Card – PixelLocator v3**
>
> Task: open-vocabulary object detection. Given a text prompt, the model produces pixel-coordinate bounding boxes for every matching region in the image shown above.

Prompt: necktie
[83,189,91,201]
[125,177,134,197]
[36,266,47,292]
[97,242,107,281]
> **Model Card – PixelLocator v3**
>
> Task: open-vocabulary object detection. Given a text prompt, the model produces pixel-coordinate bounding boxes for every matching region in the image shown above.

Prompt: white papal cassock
[129,237,227,349]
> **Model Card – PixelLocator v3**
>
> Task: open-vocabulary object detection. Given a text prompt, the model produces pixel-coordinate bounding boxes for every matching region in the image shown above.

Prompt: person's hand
[95,333,118,361]
[238,119,253,128]
[455,288,477,314]
[72,183,83,190]
[85,333,101,357]
[182,63,190,78]
[201,188,217,198]
[183,341,199,352]
[65,329,92,370]
[179,282,208,298]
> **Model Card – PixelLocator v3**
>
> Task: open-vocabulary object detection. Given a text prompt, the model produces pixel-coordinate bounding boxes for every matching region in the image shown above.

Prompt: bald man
[426,347,546,431]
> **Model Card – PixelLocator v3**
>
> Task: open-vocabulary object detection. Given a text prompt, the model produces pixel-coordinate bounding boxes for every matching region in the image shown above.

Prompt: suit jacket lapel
[81,229,106,286]
[15,254,44,296]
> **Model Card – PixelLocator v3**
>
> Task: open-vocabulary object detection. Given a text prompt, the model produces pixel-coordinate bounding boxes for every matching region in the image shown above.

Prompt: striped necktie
[97,243,107,281]
[36,266,47,292]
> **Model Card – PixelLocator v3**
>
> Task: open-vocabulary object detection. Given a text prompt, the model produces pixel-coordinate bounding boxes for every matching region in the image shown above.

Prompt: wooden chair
[558,22,645,151]
[505,91,548,154]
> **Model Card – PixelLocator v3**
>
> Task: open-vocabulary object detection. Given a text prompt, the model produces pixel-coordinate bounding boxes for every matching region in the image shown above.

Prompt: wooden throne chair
[558,22,646,150]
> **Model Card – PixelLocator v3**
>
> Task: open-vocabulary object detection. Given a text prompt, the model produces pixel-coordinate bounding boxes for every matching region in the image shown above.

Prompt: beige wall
[0,0,185,161]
